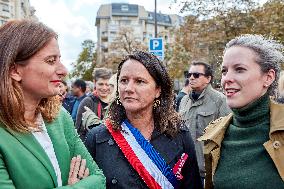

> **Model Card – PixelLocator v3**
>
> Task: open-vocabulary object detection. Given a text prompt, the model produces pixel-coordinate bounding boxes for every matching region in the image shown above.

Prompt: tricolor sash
[105,119,179,189]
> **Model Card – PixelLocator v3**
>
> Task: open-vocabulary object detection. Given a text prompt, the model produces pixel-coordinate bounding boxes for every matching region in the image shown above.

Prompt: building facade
[0,0,36,26]
[95,3,183,65]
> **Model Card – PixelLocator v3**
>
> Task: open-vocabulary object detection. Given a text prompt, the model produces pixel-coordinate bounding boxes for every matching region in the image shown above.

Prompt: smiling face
[221,46,275,108]
[11,38,67,102]
[95,78,110,99]
[118,59,161,114]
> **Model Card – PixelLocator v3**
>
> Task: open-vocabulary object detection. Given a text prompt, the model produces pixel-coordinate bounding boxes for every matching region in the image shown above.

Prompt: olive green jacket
[179,84,231,176]
[0,108,106,189]
[199,100,284,189]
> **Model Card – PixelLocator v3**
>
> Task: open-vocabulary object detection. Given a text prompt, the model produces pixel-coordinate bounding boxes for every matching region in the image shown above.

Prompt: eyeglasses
[187,72,206,79]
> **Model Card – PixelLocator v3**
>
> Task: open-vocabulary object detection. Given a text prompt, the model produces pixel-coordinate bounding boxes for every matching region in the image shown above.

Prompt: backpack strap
[90,95,103,119]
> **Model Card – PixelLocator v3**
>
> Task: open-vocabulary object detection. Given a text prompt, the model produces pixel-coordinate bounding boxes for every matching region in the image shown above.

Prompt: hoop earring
[153,98,160,109]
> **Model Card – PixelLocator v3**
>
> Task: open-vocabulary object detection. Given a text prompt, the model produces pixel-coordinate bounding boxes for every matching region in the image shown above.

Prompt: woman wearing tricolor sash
[85,51,203,189]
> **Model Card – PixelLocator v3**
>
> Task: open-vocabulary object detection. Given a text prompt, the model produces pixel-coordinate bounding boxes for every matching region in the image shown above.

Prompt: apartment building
[0,0,36,26]
[95,3,183,65]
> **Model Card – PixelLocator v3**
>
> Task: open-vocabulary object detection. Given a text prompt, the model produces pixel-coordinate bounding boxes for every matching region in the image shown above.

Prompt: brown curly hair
[107,51,182,137]
[0,19,61,133]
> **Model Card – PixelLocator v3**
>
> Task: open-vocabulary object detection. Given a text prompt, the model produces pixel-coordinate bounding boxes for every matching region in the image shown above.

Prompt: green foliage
[70,40,96,81]
[170,0,284,84]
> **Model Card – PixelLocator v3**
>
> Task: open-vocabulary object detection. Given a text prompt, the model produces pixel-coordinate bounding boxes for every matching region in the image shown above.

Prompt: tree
[104,27,147,70]
[252,0,284,69]
[252,0,284,40]
[70,40,97,80]
[164,26,192,78]
[169,0,260,84]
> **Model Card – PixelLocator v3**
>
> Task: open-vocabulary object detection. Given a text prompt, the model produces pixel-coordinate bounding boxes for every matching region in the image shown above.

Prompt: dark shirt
[71,94,87,122]
[75,95,108,141]
[85,124,203,189]
[190,91,201,101]
[62,93,75,114]
[175,91,187,111]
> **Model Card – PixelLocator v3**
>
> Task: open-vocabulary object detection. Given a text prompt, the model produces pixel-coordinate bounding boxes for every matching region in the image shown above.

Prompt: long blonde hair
[0,20,61,132]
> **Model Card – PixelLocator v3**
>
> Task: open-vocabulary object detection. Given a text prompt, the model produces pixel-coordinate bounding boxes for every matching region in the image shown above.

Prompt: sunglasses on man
[187,72,206,79]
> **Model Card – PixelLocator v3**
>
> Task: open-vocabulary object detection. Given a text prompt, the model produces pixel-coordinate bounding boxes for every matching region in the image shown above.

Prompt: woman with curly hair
[85,51,202,189]
[0,20,105,188]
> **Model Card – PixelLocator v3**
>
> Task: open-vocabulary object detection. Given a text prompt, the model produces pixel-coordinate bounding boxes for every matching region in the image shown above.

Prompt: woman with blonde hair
[200,34,284,189]
[0,20,105,188]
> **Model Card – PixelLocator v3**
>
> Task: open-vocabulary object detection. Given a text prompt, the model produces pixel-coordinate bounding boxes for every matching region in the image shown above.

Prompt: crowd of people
[0,19,283,189]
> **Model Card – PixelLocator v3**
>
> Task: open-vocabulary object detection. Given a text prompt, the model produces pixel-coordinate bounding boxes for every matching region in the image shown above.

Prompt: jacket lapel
[152,130,183,165]
[264,100,284,180]
[269,101,284,135]
[198,114,233,154]
[46,120,70,185]
[5,127,58,186]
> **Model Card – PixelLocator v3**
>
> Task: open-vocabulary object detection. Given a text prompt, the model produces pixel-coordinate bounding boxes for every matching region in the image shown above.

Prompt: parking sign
[149,38,164,61]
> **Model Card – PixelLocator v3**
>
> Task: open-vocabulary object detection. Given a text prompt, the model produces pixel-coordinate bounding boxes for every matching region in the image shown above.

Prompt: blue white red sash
[105,119,181,189]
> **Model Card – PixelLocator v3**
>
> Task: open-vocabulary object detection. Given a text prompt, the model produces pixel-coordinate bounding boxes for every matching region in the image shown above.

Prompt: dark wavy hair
[107,51,181,137]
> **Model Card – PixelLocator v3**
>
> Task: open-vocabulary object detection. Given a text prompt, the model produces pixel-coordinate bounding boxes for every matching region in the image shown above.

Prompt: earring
[264,84,269,88]
[153,98,160,109]
[116,97,122,105]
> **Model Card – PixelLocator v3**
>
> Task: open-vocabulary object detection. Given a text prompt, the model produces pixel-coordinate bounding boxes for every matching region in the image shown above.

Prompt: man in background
[70,79,87,122]
[76,68,112,141]
[176,78,191,111]
[179,61,231,182]
[85,81,94,96]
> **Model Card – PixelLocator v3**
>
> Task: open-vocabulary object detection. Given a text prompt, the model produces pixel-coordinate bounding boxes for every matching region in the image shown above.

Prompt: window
[119,20,131,25]
[103,48,108,53]
[165,16,170,22]
[121,5,129,12]
[0,20,7,25]
[1,3,9,12]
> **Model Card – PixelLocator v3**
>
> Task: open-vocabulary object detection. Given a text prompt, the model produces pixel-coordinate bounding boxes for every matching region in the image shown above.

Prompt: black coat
[85,124,203,189]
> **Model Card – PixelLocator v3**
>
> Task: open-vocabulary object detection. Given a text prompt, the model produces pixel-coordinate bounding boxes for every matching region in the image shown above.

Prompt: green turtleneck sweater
[214,94,284,189]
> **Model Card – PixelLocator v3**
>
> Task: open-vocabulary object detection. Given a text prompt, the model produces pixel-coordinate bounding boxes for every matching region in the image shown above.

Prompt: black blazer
[85,124,203,189]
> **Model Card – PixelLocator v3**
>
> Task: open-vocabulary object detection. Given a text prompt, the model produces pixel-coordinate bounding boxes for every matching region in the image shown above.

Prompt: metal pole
[154,0,157,38]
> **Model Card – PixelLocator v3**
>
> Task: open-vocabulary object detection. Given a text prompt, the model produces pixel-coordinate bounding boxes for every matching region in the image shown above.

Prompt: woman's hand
[68,155,89,185]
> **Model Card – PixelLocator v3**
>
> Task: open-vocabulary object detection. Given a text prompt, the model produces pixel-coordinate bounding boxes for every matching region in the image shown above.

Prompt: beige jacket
[199,100,284,189]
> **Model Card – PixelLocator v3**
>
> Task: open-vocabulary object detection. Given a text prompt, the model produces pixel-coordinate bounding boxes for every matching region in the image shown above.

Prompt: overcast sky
[29,0,183,71]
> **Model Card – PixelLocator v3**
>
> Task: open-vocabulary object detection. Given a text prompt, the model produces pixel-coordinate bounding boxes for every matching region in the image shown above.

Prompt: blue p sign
[149,38,164,61]
[149,38,163,51]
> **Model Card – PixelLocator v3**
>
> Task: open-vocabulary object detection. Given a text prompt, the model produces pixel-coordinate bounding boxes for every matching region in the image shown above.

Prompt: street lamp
[155,0,157,38]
